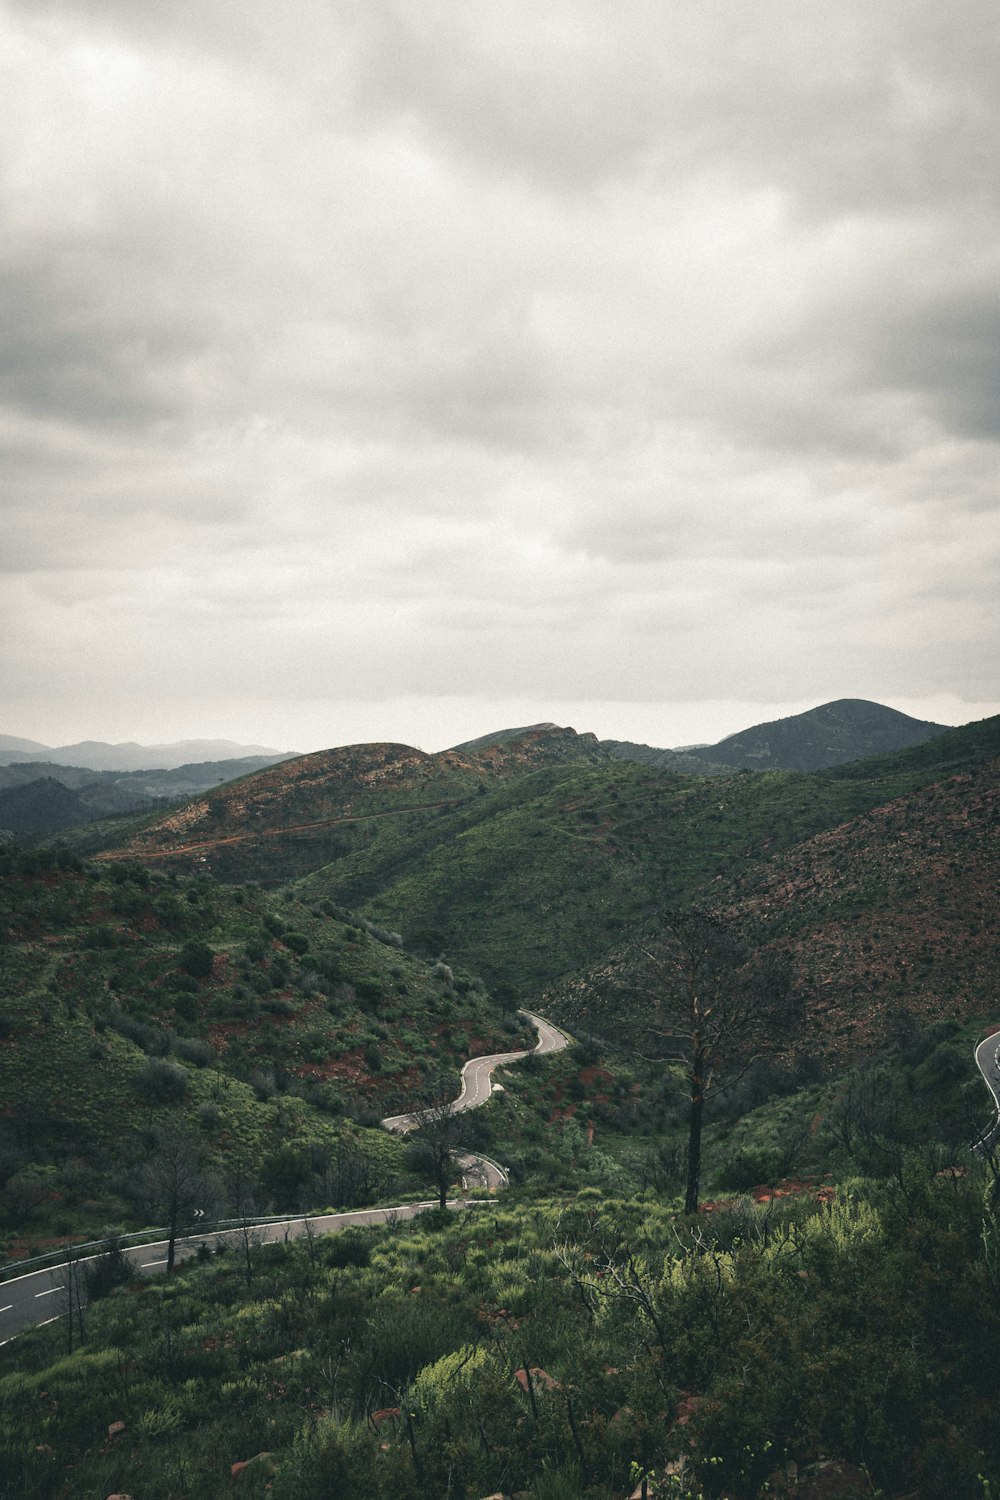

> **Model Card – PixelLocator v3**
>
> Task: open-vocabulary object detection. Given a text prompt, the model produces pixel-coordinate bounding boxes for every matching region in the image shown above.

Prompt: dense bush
[178,941,214,979]
[134,1056,190,1104]
[82,1238,136,1301]
[172,1036,214,1067]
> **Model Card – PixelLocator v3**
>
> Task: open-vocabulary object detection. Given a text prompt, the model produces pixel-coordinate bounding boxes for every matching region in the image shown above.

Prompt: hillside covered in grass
[58,713,1000,1052]
[545,734,1000,1068]
[0,847,530,1257]
[3,1166,999,1499]
[294,715,1000,1009]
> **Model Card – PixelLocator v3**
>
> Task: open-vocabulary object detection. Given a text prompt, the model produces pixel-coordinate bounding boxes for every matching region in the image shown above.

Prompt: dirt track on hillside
[93,797,467,862]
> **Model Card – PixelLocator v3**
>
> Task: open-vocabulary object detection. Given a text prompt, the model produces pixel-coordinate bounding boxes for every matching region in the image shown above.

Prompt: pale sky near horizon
[2,2,999,755]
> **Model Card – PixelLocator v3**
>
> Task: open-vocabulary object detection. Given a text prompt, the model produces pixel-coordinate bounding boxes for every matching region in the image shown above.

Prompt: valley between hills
[2,699,1000,1498]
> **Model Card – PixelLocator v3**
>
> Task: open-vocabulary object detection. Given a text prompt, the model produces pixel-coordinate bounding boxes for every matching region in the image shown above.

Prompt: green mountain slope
[0,849,527,1255]
[76,715,1000,1059]
[105,728,608,886]
[699,697,948,772]
[297,716,1000,1003]
[544,725,1000,1066]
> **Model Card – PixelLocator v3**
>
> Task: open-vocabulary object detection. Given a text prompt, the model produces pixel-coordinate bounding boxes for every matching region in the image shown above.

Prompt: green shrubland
[0,848,525,1251]
[2,1167,999,1498]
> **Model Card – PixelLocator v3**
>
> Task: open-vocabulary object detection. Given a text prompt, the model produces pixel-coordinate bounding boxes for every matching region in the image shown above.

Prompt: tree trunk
[167,1189,178,1273]
[685,1049,705,1215]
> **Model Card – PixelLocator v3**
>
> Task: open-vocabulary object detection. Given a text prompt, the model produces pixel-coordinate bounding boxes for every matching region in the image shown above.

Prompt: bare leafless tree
[132,1128,221,1271]
[404,1078,465,1211]
[593,910,794,1213]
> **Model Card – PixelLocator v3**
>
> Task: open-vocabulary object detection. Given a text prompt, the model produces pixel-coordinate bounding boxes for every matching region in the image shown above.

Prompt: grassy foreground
[2,1166,999,1499]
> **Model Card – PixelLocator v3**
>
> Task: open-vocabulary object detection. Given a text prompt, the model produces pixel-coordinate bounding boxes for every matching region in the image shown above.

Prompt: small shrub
[263,996,296,1017]
[716,1146,783,1192]
[249,1068,277,1101]
[83,1239,135,1301]
[173,1036,214,1067]
[324,1231,371,1268]
[135,1056,190,1104]
[179,941,214,980]
[355,977,382,1008]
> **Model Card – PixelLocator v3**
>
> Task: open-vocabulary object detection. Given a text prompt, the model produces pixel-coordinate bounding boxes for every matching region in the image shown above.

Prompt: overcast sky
[2,1,998,754]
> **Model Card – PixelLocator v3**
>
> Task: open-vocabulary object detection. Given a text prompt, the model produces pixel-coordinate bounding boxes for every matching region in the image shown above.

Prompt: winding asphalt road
[0,1010,569,1346]
[974,1027,1000,1156]
[381,1009,568,1137]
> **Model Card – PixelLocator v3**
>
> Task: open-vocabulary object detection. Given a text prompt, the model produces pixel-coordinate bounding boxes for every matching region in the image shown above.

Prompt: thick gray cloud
[1,0,997,751]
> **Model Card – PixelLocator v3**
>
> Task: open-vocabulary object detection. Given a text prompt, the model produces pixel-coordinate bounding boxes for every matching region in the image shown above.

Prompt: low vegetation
[0,847,527,1254]
[3,1165,999,1498]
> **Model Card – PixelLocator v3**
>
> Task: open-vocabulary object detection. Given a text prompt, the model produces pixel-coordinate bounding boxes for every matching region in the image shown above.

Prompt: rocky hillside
[546,727,1000,1068]
[103,728,608,884]
[731,754,1000,1062]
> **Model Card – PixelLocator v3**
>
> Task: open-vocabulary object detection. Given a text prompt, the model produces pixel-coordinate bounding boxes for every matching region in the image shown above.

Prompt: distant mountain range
[0,735,295,771]
[3,700,947,777]
[0,701,953,843]
[82,703,1000,1073]
[0,756,300,837]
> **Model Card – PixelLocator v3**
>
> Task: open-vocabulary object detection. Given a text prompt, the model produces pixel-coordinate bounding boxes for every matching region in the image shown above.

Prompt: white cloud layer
[2,0,998,751]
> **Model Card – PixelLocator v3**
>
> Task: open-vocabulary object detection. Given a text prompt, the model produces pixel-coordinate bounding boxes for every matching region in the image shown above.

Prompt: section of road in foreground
[0,1201,460,1346]
[1,1011,571,1346]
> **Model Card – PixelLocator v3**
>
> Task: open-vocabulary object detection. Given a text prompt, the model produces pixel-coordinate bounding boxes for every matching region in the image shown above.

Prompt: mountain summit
[701,698,948,772]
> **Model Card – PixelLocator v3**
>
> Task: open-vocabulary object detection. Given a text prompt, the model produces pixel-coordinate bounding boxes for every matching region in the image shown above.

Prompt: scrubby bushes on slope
[3,1170,999,1498]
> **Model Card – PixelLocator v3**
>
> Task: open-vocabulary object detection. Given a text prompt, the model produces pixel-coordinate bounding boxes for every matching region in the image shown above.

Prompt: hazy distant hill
[0,736,295,771]
[0,756,304,837]
[0,734,47,756]
[0,777,92,837]
[600,738,732,774]
[695,698,948,772]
